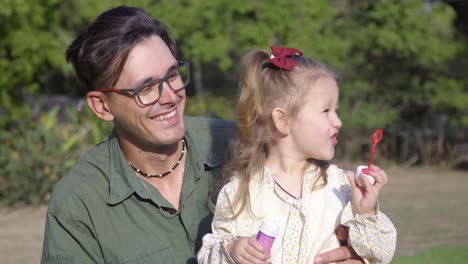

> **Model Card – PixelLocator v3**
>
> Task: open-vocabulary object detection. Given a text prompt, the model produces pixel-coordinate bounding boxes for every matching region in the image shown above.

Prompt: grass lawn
[391,246,468,264]
[1,164,467,263]
[376,165,468,256]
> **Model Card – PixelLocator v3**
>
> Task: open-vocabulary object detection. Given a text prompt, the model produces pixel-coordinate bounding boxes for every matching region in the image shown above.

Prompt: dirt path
[1,165,467,263]
[0,206,46,264]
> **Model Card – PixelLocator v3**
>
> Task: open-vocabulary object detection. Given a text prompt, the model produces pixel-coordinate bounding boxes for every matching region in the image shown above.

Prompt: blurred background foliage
[0,0,467,206]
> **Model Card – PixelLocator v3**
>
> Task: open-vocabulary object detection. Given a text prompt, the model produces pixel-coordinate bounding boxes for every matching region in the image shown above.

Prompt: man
[41,6,362,263]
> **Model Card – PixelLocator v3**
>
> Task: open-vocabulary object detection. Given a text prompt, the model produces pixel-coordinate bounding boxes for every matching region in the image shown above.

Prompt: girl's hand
[226,237,269,264]
[347,165,388,216]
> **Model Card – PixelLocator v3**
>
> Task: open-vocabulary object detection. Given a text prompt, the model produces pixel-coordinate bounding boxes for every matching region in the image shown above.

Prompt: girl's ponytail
[236,49,269,141]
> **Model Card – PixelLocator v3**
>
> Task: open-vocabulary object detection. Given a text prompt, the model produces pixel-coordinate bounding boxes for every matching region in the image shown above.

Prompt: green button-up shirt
[41,116,235,263]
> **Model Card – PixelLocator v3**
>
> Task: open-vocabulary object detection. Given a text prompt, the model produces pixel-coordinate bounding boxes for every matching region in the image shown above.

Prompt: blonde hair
[223,48,338,218]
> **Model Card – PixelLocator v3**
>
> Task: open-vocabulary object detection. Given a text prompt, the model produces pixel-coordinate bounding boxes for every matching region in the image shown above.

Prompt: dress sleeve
[341,203,397,264]
[335,166,396,264]
[197,181,238,264]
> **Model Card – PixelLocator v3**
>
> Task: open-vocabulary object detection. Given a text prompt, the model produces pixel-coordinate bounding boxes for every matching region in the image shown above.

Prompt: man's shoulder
[48,140,113,211]
[184,115,236,130]
[184,116,236,145]
[184,116,237,166]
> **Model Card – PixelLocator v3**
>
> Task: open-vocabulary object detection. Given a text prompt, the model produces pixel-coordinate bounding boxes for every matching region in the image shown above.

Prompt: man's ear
[86,91,114,121]
[271,107,290,135]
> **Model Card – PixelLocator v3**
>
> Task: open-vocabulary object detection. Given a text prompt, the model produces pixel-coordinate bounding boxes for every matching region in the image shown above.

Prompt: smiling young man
[41,6,235,263]
[90,35,190,209]
[41,5,363,264]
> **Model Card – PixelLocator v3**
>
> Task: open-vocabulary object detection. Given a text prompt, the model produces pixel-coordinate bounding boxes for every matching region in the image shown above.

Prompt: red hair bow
[267,46,303,71]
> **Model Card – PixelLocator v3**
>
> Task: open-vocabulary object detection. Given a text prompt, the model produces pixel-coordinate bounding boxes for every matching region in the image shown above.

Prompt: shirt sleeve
[340,200,397,264]
[197,181,238,264]
[41,208,104,264]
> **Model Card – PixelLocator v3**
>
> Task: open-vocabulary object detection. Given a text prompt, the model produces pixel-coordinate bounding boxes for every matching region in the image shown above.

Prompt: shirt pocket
[115,246,177,264]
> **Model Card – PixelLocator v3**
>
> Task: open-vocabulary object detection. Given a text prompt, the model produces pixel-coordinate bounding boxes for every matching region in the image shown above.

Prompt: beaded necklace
[129,139,185,178]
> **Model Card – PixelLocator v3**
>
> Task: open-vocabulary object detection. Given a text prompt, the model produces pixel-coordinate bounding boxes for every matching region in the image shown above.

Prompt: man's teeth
[152,110,176,121]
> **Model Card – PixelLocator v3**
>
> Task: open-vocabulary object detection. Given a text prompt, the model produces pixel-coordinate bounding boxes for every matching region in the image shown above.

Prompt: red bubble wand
[362,129,383,175]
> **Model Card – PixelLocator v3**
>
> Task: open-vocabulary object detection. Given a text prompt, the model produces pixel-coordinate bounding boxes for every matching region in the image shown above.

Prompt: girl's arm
[341,166,397,264]
[197,180,269,264]
[197,182,238,264]
[341,204,397,264]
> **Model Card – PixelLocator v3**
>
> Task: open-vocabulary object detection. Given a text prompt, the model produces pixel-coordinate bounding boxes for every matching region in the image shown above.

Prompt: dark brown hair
[66,6,176,92]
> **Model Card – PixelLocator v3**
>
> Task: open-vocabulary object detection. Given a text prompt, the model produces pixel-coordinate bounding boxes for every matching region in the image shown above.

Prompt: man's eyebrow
[133,77,156,88]
[165,62,179,73]
[132,62,179,87]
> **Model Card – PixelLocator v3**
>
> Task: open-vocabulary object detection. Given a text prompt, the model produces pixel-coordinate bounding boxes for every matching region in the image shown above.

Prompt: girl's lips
[331,133,338,145]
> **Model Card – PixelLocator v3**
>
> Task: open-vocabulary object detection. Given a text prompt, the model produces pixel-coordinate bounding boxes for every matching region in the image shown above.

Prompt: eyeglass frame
[96,61,190,106]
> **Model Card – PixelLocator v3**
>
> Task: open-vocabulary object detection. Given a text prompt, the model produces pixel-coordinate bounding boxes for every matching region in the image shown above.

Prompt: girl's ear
[271,107,291,135]
[86,91,115,121]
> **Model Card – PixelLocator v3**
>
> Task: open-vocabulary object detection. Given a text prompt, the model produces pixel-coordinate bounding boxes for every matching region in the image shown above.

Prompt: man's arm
[41,208,104,264]
[314,226,364,264]
[314,246,364,264]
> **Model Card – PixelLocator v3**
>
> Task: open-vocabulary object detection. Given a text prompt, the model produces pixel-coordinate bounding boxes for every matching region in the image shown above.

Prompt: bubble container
[256,221,279,255]
[355,165,375,186]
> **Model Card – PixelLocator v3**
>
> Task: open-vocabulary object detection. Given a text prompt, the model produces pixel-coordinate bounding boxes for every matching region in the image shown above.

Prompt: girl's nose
[333,114,342,128]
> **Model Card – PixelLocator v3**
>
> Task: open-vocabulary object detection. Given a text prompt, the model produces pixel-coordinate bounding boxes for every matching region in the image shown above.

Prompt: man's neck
[118,134,183,176]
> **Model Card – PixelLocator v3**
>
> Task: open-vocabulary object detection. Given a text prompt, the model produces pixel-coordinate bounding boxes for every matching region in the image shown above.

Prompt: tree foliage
[1,0,467,205]
[1,0,467,160]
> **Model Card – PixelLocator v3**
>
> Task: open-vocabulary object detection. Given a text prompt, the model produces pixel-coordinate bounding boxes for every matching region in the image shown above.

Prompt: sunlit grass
[392,246,468,264]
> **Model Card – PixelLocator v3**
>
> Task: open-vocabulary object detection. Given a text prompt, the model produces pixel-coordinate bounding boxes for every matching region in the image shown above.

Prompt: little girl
[197,46,396,264]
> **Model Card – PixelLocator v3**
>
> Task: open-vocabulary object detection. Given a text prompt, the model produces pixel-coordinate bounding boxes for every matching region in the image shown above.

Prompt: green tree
[336,0,467,162]
[150,0,344,97]
[0,0,73,121]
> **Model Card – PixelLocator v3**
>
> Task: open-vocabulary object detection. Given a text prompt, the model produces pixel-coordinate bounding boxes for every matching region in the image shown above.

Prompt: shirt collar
[107,134,139,205]
[106,120,223,205]
[262,163,325,204]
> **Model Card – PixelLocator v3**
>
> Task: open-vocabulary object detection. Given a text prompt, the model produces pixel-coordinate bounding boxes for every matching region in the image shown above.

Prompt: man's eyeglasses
[96,61,190,106]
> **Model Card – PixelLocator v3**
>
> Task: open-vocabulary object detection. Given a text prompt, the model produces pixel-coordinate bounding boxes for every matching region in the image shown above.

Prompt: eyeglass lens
[138,63,189,105]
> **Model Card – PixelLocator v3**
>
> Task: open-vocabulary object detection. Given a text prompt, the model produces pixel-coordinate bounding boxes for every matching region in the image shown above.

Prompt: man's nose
[158,82,178,104]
